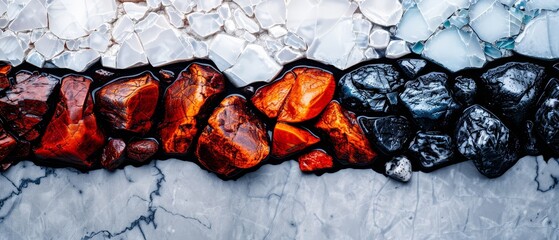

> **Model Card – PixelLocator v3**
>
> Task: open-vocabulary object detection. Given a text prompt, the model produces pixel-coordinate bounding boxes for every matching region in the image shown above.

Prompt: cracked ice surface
[1,0,559,80]
[423,27,486,72]
[0,156,557,239]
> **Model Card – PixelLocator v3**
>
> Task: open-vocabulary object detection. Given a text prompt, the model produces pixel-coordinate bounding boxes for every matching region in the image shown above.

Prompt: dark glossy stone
[0,124,16,166]
[272,122,319,159]
[455,105,519,178]
[523,120,539,156]
[158,69,175,84]
[338,64,403,114]
[400,72,460,130]
[535,78,559,155]
[0,71,59,141]
[127,138,159,163]
[359,115,411,155]
[385,156,412,182]
[408,131,455,171]
[100,138,126,171]
[196,95,270,177]
[314,101,377,166]
[0,63,12,90]
[298,149,334,172]
[96,72,160,135]
[158,64,225,155]
[480,62,545,126]
[453,76,477,106]
[397,59,426,78]
[34,75,105,168]
[93,69,115,82]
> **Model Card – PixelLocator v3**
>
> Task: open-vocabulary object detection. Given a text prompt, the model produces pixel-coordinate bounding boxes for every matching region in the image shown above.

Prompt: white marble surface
[0,156,557,239]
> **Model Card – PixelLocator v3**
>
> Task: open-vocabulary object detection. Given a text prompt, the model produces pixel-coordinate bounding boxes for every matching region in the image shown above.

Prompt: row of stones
[0,58,557,182]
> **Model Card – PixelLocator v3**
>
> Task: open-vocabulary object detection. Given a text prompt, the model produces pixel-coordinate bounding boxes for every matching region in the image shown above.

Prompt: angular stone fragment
[0,124,16,165]
[397,59,426,78]
[100,138,126,171]
[277,68,335,123]
[0,63,12,90]
[158,64,225,155]
[456,105,519,178]
[338,64,403,114]
[400,72,460,130]
[196,95,270,177]
[127,138,159,163]
[251,71,296,119]
[34,75,105,168]
[408,132,455,171]
[523,120,540,156]
[272,122,319,159]
[314,101,377,166]
[359,116,410,155]
[535,78,559,155]
[96,72,160,134]
[481,62,545,126]
[453,76,477,106]
[385,156,412,183]
[298,149,334,172]
[0,71,59,141]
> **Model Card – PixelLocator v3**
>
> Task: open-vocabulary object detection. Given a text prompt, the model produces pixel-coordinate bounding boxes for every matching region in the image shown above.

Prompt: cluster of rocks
[0,59,556,182]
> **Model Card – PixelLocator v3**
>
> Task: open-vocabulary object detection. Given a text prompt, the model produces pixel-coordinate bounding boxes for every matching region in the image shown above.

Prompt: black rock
[399,72,460,130]
[397,59,427,78]
[523,120,539,156]
[408,131,455,171]
[453,76,477,106]
[480,62,545,126]
[535,78,559,155]
[338,64,403,114]
[359,116,411,155]
[455,105,519,178]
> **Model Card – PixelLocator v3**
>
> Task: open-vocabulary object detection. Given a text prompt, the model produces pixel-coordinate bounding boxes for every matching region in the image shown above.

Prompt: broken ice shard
[338,64,403,114]
[455,105,519,178]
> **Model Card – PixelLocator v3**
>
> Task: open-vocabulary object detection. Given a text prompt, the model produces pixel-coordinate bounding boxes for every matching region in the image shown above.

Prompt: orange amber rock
[34,75,105,168]
[127,138,159,163]
[0,71,59,141]
[0,63,11,90]
[278,68,335,122]
[251,67,335,122]
[158,64,225,155]
[96,72,160,134]
[100,138,126,171]
[314,101,377,166]
[298,149,334,172]
[196,95,270,177]
[251,71,296,118]
[0,125,17,165]
[272,122,319,158]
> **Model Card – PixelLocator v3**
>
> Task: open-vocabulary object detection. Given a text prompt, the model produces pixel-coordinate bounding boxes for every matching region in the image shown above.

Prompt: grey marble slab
[0,156,557,239]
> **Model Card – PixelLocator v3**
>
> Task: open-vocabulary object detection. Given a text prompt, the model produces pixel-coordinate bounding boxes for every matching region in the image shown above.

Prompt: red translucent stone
[0,71,59,141]
[34,75,105,168]
[0,63,12,90]
[158,64,225,155]
[271,122,319,158]
[127,138,159,163]
[314,101,377,166]
[96,72,160,134]
[251,71,296,118]
[0,124,17,166]
[100,138,126,171]
[196,95,270,177]
[298,149,334,172]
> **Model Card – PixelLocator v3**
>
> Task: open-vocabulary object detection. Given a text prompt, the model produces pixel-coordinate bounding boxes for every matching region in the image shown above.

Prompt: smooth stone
[360,116,411,155]
[385,156,412,182]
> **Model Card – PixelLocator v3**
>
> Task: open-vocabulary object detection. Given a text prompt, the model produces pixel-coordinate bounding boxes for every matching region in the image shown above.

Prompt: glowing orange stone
[298,149,334,172]
[271,122,319,158]
[314,101,377,166]
[251,71,296,118]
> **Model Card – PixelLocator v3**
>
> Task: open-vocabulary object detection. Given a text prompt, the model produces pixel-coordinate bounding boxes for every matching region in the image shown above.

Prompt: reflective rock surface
[34,75,105,168]
[338,64,403,114]
[127,138,159,163]
[158,64,225,155]
[196,95,270,177]
[314,101,377,166]
[456,105,519,178]
[453,76,477,106]
[271,122,319,159]
[385,155,412,182]
[359,115,411,155]
[408,131,455,171]
[298,149,334,172]
[96,72,160,134]
[535,78,559,155]
[100,138,126,171]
